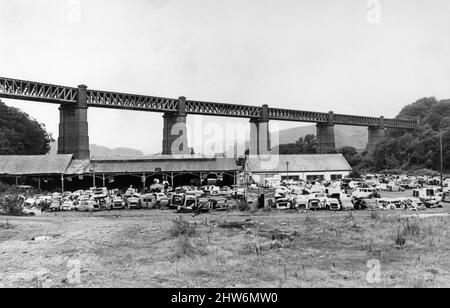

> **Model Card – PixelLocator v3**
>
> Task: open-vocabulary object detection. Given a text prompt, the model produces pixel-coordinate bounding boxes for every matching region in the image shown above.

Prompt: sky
[1,0,450,154]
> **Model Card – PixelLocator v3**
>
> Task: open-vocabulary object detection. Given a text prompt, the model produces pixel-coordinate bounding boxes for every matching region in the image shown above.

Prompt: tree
[338,146,362,167]
[372,97,450,172]
[0,100,53,155]
[278,134,316,154]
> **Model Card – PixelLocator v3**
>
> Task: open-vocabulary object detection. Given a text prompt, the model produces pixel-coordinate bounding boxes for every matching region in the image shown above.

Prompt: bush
[169,216,197,238]
[395,228,406,247]
[370,211,380,220]
[0,195,24,216]
[238,200,250,212]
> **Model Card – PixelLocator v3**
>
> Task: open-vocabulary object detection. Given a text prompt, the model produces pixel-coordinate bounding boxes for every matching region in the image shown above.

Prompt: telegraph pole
[440,129,444,191]
[92,163,96,188]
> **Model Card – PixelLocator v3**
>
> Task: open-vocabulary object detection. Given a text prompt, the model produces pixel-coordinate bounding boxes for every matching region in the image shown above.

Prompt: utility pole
[92,163,96,188]
[440,128,444,191]
[286,161,290,179]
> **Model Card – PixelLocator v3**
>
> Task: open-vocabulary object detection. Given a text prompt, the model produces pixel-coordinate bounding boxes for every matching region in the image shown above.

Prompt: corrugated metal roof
[0,155,73,175]
[247,154,352,173]
[91,154,215,161]
[91,157,240,174]
[65,159,91,175]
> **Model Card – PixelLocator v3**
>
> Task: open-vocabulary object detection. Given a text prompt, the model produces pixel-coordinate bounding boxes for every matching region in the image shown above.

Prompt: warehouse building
[0,154,241,191]
[245,154,352,185]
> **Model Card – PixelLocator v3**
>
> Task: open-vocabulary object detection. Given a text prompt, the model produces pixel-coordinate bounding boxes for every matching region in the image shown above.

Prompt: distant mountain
[274,125,368,150]
[49,142,144,157]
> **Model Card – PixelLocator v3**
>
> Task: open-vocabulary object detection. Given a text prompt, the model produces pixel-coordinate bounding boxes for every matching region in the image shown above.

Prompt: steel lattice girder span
[0,77,417,129]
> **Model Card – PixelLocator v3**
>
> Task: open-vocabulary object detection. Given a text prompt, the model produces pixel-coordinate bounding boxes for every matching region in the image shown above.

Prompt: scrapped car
[159,197,171,209]
[308,198,323,211]
[195,197,212,213]
[48,199,61,212]
[352,188,380,199]
[325,198,341,211]
[353,198,378,210]
[340,197,354,211]
[310,193,327,207]
[420,196,442,208]
[74,200,96,212]
[177,195,198,213]
[112,196,126,209]
[294,195,309,210]
[126,194,142,210]
[404,198,426,211]
[212,197,228,211]
[276,198,292,210]
[170,193,185,209]
[141,194,157,209]
[95,196,112,210]
[61,200,75,211]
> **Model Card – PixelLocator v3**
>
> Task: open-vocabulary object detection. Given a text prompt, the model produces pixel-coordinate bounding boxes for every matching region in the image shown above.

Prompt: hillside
[49,142,144,157]
[0,100,53,155]
[274,125,368,150]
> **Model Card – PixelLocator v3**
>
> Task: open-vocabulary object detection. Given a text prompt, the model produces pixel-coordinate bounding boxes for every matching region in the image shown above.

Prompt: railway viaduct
[0,77,418,159]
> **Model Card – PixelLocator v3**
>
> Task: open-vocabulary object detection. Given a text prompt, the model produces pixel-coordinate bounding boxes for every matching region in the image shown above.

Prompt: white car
[61,200,75,211]
[352,188,378,199]
[310,193,327,207]
[325,198,341,211]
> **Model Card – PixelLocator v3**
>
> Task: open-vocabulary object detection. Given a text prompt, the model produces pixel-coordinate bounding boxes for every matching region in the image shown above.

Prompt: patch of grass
[402,219,421,237]
[370,211,380,220]
[169,216,197,238]
[174,235,196,259]
[0,219,14,230]
[395,228,407,248]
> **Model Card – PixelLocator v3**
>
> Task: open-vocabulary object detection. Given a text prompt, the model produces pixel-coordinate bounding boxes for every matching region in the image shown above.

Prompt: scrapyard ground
[1,194,449,288]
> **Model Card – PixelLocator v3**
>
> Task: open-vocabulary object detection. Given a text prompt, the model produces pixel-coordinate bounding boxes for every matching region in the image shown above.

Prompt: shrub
[370,211,380,220]
[395,228,406,247]
[169,216,196,238]
[0,195,24,216]
[238,200,250,212]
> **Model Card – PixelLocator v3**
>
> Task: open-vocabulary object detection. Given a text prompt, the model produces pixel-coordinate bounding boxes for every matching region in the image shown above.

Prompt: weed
[395,228,406,248]
[370,211,380,220]
[169,216,196,238]
[402,219,421,237]
[174,235,196,258]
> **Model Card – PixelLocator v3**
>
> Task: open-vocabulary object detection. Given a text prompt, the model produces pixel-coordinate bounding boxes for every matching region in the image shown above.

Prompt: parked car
[177,195,198,213]
[276,198,292,210]
[325,198,341,211]
[61,200,75,211]
[352,188,380,199]
[308,198,323,211]
[126,194,142,210]
[212,197,228,211]
[74,200,97,212]
[195,197,213,213]
[141,194,157,209]
[170,193,185,209]
[310,193,327,207]
[353,198,378,210]
[443,192,450,203]
[112,195,126,210]
[48,199,61,212]
[420,196,442,208]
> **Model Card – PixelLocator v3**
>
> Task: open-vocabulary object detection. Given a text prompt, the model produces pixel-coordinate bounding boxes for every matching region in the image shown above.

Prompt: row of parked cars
[268,183,448,212]
[21,185,242,214]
